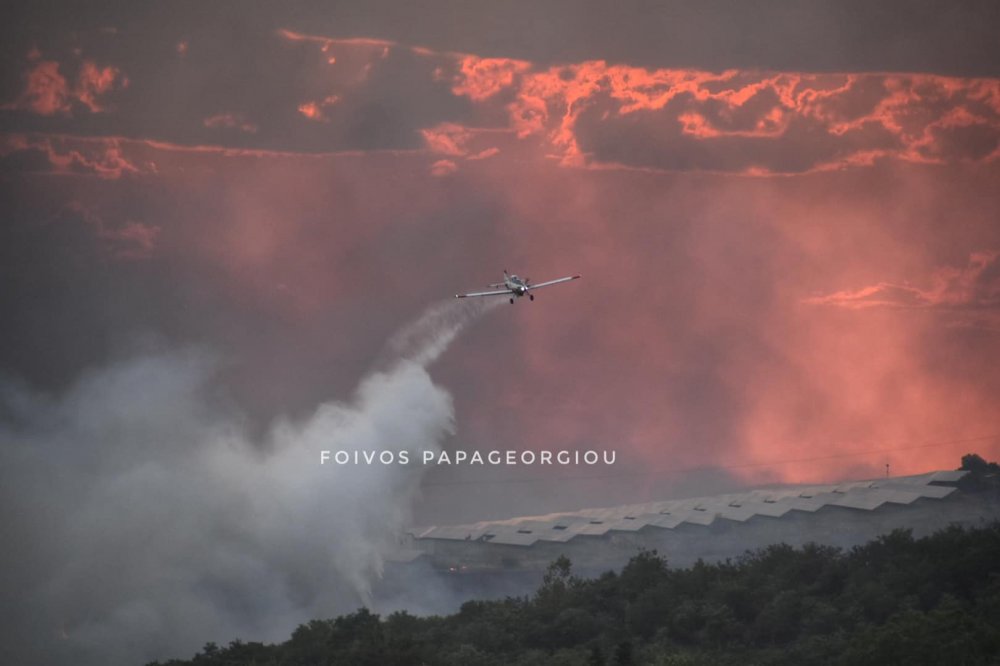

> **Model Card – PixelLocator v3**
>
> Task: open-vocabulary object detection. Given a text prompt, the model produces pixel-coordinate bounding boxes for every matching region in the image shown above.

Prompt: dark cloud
[4,1,1000,76]
[4,22,999,173]
[1,18,475,154]
[0,185,167,389]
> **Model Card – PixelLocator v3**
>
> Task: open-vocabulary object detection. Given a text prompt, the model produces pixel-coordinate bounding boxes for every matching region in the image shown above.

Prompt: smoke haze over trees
[149,518,1000,665]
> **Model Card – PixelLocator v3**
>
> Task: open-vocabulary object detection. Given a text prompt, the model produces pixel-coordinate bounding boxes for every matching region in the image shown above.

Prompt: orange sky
[1,23,998,498]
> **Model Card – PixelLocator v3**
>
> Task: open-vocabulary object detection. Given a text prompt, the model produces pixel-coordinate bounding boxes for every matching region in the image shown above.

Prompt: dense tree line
[151,458,1000,665]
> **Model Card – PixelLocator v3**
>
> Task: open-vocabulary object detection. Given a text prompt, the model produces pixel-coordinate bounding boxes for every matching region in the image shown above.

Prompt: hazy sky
[1,2,999,662]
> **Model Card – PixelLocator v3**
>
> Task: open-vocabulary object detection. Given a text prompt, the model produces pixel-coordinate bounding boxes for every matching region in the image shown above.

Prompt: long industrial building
[394,469,1000,577]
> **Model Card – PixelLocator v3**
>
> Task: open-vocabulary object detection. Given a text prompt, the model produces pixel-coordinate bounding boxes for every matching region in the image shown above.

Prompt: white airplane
[455,270,581,304]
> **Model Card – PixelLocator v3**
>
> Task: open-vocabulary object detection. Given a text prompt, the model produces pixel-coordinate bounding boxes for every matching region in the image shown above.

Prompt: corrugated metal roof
[929,470,967,483]
[407,470,966,548]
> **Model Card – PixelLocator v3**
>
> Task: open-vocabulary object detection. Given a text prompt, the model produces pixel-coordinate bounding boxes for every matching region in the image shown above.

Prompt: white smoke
[0,298,497,665]
[385,297,502,367]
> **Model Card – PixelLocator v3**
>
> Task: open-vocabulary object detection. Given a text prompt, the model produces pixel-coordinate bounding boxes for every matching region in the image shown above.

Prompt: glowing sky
[2,1,999,515]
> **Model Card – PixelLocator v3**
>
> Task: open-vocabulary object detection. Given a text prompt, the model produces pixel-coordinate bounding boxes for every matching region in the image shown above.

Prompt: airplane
[455,270,581,304]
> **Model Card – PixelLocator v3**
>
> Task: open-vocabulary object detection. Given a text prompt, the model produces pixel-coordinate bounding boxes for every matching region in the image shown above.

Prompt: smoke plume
[0,299,495,665]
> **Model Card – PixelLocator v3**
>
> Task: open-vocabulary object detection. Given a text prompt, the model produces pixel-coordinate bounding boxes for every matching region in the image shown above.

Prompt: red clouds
[445,58,1000,173]
[272,32,1000,174]
[203,113,259,134]
[0,134,143,179]
[297,96,340,122]
[420,123,472,156]
[806,251,1000,330]
[7,60,69,115]
[3,54,125,116]
[430,159,457,176]
[451,56,530,101]
[420,123,504,174]
[75,61,124,112]
[4,34,997,177]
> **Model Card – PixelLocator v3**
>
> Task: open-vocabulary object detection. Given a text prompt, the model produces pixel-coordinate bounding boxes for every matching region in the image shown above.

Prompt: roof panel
[647,514,685,529]
[929,470,968,483]
[410,469,964,545]
[489,532,540,546]
[830,493,886,510]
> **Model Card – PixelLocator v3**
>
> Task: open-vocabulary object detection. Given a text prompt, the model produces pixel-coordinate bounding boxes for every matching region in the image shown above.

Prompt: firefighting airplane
[455,270,581,304]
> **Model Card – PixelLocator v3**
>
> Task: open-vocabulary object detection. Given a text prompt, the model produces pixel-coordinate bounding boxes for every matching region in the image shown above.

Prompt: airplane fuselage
[506,275,529,296]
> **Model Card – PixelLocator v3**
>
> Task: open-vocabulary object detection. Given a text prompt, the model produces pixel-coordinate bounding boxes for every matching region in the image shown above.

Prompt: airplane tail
[488,269,509,288]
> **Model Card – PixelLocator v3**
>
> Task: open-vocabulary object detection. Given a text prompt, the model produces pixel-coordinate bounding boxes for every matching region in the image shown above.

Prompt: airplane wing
[526,275,581,290]
[455,289,514,298]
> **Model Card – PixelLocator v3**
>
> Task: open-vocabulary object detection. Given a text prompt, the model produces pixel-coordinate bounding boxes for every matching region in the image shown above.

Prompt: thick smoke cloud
[0,299,495,665]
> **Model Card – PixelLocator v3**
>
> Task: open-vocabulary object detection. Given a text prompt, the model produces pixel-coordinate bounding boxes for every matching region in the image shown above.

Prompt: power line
[420,433,1000,487]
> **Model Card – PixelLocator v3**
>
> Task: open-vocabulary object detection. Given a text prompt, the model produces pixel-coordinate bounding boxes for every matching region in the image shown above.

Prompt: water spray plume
[0,298,498,665]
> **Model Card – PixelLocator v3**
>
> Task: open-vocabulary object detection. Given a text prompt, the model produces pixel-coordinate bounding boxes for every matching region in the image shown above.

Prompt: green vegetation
[151,458,1000,665]
[150,522,1000,665]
